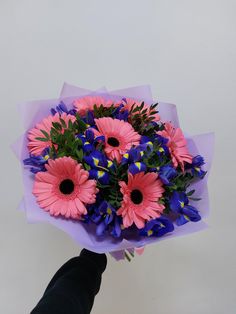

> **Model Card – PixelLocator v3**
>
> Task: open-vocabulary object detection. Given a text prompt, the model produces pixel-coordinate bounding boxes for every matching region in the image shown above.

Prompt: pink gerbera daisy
[28,113,76,156]
[92,117,140,163]
[158,122,193,171]
[73,96,116,116]
[33,157,98,219]
[117,172,165,229]
[121,98,160,121]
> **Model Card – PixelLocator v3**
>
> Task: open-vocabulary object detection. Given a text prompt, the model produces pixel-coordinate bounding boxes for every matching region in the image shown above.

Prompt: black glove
[31,249,107,314]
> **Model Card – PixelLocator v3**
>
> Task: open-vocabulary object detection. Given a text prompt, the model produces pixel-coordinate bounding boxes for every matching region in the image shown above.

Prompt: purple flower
[77,129,105,153]
[89,169,109,185]
[51,102,76,116]
[158,165,177,185]
[90,201,121,238]
[170,191,201,225]
[139,217,174,237]
[189,155,207,178]
[113,104,129,121]
[23,148,50,174]
[129,162,147,175]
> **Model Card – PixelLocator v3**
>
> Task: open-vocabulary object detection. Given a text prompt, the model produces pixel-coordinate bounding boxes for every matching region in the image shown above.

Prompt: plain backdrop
[0,1,235,313]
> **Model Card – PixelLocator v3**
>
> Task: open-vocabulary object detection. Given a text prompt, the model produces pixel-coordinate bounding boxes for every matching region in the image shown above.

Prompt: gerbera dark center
[59,179,74,195]
[107,137,120,147]
[131,189,143,204]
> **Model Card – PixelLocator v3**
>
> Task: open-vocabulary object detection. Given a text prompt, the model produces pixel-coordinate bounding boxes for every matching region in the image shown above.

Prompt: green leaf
[35,137,49,142]
[52,122,62,131]
[131,105,140,113]
[50,128,59,137]
[40,129,50,140]
[77,118,87,131]
[83,163,91,171]
[189,197,202,201]
[76,149,83,161]
[187,189,195,196]
[68,119,73,130]
[60,118,67,128]
[139,101,144,111]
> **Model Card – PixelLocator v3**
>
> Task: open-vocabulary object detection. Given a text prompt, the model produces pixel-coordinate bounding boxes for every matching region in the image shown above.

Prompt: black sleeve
[31,249,107,314]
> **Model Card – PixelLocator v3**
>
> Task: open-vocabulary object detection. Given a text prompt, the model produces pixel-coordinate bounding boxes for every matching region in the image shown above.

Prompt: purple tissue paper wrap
[11,84,214,260]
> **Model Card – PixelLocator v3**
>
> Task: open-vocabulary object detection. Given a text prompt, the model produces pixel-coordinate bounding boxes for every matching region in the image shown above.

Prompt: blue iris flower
[129,162,147,175]
[51,102,76,116]
[84,150,108,169]
[23,148,50,174]
[121,147,143,165]
[82,110,95,127]
[139,216,174,237]
[141,135,169,160]
[89,169,109,185]
[121,146,147,175]
[77,129,105,153]
[121,135,169,176]
[139,136,154,151]
[158,165,177,185]
[170,191,201,225]
[188,155,207,179]
[153,134,170,158]
[154,134,169,146]
[110,216,122,238]
[91,201,122,238]
[112,104,129,121]
[84,150,114,184]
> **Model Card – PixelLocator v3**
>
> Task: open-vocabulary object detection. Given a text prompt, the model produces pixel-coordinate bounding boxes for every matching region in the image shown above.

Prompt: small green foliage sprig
[93,104,117,118]
[129,102,160,135]
[141,140,170,169]
[35,114,87,162]
[97,160,127,209]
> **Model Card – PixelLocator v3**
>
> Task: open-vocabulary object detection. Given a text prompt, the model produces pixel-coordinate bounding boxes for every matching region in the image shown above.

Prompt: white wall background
[0,1,235,313]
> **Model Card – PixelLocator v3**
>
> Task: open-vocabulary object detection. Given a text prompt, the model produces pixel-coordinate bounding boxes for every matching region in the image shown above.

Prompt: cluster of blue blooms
[23,147,50,174]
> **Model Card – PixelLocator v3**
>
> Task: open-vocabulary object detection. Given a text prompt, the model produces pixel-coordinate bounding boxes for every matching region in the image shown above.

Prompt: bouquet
[12,84,214,260]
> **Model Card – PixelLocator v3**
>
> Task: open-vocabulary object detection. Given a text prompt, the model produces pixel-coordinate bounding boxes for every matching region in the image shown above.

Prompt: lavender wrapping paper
[12,84,214,258]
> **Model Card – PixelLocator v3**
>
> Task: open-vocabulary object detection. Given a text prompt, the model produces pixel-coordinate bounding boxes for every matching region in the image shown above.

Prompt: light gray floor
[0,1,235,313]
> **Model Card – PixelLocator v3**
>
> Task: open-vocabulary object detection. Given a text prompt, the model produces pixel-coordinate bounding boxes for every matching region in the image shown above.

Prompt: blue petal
[139,217,174,237]
[89,169,109,185]
[176,214,190,226]
[85,129,94,142]
[121,153,130,164]
[129,148,141,162]
[91,213,102,224]
[58,102,69,113]
[86,111,95,125]
[111,217,122,238]
[182,205,201,222]
[107,159,115,171]
[170,192,184,212]
[96,221,107,236]
[155,134,169,145]
[98,201,108,213]
[83,143,93,153]
[192,155,205,167]
[140,136,152,144]
[129,162,146,175]
[94,135,105,143]
[159,165,177,185]
[115,110,129,121]
[84,150,107,168]
[104,213,114,225]
[51,108,57,115]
